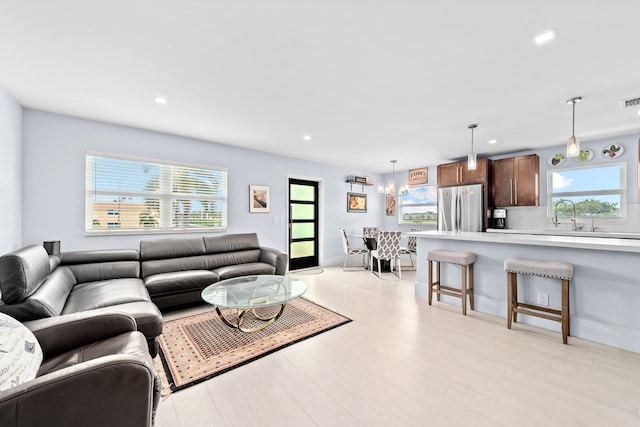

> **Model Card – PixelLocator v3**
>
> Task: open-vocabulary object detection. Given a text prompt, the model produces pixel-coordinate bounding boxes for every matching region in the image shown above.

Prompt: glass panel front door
[289,179,319,270]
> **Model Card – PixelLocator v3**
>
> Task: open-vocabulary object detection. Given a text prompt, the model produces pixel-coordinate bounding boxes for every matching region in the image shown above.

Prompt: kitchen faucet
[552,199,583,231]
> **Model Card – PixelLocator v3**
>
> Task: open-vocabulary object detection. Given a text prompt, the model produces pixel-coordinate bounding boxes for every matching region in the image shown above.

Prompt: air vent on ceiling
[620,96,640,108]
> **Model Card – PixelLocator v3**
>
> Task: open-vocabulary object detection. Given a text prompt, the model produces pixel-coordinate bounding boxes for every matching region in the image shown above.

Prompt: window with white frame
[399,184,438,225]
[86,152,227,234]
[547,162,626,222]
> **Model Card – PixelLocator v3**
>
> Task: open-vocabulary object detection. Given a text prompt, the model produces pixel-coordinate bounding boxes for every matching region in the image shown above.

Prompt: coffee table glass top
[201,274,307,309]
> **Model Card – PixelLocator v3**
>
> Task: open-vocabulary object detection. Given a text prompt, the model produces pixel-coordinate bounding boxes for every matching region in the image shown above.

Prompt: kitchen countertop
[485,228,640,239]
[410,230,640,253]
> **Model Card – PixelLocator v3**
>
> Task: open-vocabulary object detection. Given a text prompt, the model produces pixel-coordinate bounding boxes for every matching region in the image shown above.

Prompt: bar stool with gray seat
[427,249,476,315]
[504,257,573,344]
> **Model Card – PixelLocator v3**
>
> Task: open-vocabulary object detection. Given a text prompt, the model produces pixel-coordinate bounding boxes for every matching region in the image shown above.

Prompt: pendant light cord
[467,123,477,154]
[571,100,576,137]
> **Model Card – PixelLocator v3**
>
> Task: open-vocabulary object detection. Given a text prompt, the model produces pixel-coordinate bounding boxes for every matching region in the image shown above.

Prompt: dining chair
[400,228,421,268]
[370,230,402,279]
[362,226,380,238]
[339,228,369,271]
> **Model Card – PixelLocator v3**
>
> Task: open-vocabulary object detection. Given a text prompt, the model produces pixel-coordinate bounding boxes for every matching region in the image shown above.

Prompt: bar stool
[427,249,476,315]
[504,257,573,344]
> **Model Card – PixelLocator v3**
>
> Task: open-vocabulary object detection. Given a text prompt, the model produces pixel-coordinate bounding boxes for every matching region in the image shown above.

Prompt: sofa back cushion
[0,246,52,304]
[139,234,264,278]
[0,265,78,321]
[206,250,262,270]
[203,233,260,254]
[61,250,140,284]
[140,237,206,261]
[140,237,209,278]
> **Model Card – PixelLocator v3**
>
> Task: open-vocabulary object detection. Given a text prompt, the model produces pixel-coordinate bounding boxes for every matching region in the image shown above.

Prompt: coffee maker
[492,208,507,229]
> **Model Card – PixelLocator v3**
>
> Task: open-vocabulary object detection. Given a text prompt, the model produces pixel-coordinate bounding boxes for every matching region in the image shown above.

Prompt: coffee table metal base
[215,303,287,333]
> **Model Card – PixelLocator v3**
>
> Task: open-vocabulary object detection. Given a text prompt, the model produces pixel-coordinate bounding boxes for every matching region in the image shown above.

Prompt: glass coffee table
[201,274,307,333]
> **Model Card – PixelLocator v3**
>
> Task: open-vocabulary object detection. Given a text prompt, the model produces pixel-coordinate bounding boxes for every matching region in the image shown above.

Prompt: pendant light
[378,160,397,195]
[566,96,582,157]
[467,123,478,170]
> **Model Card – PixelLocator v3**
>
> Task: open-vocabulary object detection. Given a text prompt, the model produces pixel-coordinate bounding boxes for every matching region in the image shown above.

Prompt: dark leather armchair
[0,312,160,427]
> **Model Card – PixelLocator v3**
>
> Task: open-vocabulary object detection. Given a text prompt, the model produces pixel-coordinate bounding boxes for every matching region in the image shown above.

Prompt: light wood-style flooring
[155,267,640,426]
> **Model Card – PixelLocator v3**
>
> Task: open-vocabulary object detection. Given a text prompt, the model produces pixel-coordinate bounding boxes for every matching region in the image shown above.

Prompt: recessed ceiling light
[533,29,557,46]
[154,96,167,105]
[637,110,640,116]
[303,135,312,141]
[488,139,497,144]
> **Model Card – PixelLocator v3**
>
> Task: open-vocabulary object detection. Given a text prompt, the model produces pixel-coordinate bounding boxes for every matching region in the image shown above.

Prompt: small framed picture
[347,192,367,213]
[250,185,270,213]
[386,194,396,216]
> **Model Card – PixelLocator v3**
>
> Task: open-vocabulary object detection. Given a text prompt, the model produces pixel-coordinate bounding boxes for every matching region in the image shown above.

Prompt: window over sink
[547,162,626,222]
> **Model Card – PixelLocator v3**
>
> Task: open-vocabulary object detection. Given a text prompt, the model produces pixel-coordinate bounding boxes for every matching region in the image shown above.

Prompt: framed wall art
[409,167,428,185]
[386,194,396,216]
[347,192,367,213]
[249,185,270,213]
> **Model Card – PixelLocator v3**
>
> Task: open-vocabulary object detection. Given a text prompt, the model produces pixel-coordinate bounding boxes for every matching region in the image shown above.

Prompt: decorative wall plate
[601,144,624,159]
[575,149,593,163]
[547,153,566,166]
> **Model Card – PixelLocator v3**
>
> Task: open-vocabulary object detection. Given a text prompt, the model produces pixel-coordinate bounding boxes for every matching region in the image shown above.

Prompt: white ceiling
[1,1,640,173]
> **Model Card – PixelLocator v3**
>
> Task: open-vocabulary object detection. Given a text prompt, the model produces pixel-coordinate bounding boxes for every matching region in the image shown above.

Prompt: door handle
[514,179,518,205]
[510,180,513,205]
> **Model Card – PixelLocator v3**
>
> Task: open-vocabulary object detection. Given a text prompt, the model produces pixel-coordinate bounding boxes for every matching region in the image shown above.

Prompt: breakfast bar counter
[411,230,640,352]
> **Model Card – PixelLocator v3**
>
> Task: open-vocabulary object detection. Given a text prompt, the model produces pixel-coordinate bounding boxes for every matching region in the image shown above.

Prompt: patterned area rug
[157,298,351,393]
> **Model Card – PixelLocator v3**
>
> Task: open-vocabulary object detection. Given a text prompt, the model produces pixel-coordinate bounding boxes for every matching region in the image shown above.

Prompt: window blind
[86,152,227,234]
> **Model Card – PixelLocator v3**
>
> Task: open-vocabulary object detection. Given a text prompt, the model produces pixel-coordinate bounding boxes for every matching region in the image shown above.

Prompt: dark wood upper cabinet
[437,158,488,187]
[491,154,539,207]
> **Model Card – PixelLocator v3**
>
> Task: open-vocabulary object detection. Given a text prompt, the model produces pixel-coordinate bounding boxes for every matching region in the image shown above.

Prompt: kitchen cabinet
[491,154,539,206]
[437,158,488,187]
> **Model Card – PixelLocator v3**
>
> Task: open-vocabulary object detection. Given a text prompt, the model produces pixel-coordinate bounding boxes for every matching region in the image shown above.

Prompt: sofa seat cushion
[144,270,218,299]
[76,302,163,339]
[61,279,150,314]
[213,263,276,280]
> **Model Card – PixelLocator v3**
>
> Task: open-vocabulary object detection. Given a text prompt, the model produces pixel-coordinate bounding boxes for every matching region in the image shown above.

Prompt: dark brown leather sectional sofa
[0,232,288,356]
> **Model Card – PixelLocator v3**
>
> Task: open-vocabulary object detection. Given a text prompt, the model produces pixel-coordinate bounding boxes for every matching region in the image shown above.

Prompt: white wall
[14,108,640,263]
[0,86,22,253]
[21,109,383,265]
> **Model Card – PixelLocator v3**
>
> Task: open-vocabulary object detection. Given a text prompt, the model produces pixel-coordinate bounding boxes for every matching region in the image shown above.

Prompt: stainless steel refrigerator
[437,184,483,232]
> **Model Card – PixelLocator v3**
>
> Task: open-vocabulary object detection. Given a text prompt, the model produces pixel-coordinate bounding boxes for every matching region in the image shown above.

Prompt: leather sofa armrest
[0,353,157,427]
[260,246,288,275]
[24,311,137,358]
